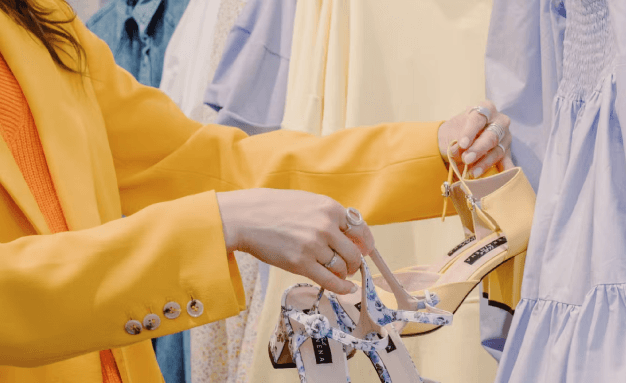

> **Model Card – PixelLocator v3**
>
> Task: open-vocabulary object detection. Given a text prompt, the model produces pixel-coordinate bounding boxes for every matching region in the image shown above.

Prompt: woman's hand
[216,189,374,295]
[438,100,515,177]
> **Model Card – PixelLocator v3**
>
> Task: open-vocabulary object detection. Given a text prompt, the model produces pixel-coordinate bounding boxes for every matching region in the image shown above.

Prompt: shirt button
[187,299,204,317]
[143,313,161,330]
[163,302,182,319]
[125,320,142,335]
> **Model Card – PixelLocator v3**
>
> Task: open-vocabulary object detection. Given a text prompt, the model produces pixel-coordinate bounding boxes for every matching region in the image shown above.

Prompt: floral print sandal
[269,281,389,382]
[329,258,448,383]
[270,257,449,382]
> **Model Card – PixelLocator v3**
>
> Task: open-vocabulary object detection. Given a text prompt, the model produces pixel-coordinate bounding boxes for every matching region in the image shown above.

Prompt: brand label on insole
[311,337,333,364]
[355,302,361,311]
[464,237,507,265]
[448,236,476,256]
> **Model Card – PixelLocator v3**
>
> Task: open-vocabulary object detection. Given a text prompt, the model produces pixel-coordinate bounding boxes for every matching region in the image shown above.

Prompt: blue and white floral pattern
[269,255,451,382]
[270,283,364,383]
[362,260,453,327]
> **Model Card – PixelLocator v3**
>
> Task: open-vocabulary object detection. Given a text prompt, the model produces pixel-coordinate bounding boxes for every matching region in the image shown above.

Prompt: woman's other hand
[216,189,374,295]
[438,100,515,177]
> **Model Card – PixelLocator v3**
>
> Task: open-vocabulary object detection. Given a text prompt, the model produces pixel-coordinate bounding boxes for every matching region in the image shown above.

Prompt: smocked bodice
[558,0,616,100]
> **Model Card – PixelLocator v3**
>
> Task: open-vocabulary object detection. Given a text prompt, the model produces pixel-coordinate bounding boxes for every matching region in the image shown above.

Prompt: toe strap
[287,309,390,352]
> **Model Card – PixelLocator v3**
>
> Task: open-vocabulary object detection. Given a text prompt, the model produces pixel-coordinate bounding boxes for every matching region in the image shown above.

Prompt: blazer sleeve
[0,190,244,367]
[72,18,453,226]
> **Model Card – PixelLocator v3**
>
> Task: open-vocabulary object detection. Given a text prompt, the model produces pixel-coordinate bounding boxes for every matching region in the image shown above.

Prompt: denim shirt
[87,0,190,87]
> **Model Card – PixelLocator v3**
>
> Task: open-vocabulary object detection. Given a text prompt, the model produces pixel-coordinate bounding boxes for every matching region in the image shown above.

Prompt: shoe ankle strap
[442,141,499,233]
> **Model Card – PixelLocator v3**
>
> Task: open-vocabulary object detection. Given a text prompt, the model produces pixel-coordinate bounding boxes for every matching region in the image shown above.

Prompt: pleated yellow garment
[250,0,525,382]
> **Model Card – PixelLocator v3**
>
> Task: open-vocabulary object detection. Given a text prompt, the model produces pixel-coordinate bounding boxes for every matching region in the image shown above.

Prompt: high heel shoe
[269,256,448,382]
[376,141,536,336]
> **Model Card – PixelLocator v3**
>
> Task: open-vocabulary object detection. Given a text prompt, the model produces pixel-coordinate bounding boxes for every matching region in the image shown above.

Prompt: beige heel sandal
[375,141,536,336]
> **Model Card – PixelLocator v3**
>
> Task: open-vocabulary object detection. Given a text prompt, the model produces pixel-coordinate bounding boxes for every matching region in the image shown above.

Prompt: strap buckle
[441,181,451,198]
[465,194,479,211]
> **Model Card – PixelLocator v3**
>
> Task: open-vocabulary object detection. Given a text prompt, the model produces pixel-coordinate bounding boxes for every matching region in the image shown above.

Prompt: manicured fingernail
[463,152,477,164]
[459,137,470,149]
[350,283,358,294]
[472,167,483,178]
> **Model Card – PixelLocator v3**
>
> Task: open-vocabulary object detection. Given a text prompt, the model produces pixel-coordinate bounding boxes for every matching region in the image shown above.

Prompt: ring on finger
[497,143,506,153]
[469,106,492,123]
[324,250,340,269]
[342,207,364,233]
[486,123,506,144]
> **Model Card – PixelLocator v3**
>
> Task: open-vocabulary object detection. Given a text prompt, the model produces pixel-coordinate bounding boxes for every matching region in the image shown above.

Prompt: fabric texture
[203,0,297,136]
[86,0,190,87]
[487,0,626,381]
[0,1,455,381]
[0,54,121,382]
[251,2,503,382]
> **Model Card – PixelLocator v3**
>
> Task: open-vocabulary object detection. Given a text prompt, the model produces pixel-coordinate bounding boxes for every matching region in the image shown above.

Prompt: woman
[0,0,513,382]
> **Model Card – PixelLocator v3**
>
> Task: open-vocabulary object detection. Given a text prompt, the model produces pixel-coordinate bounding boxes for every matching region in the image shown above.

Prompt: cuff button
[163,302,182,319]
[125,320,142,335]
[143,313,161,330]
[187,299,204,318]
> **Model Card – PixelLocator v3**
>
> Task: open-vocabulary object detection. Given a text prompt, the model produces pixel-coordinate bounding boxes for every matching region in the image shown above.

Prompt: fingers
[459,100,498,150]
[342,222,375,257]
[501,154,515,170]
[462,115,511,175]
[326,232,362,276]
[463,113,509,163]
[305,262,358,295]
[319,247,349,279]
[467,145,505,178]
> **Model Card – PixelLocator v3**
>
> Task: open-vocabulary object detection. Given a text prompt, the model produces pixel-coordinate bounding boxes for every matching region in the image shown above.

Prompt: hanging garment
[66,0,101,21]
[159,0,221,122]
[86,0,190,87]
[203,0,297,136]
[487,0,626,382]
[251,1,505,382]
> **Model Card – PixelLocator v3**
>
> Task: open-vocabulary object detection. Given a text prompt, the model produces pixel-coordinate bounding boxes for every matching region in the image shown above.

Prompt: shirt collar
[116,0,164,42]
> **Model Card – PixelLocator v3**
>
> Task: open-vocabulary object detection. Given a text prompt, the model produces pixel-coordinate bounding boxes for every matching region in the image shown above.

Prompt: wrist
[216,192,242,253]
[437,120,450,164]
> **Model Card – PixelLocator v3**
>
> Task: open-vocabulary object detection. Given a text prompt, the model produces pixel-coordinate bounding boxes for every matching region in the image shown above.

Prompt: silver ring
[469,106,492,123]
[342,207,363,233]
[324,250,340,269]
[486,123,506,144]
[346,207,363,226]
[497,143,506,153]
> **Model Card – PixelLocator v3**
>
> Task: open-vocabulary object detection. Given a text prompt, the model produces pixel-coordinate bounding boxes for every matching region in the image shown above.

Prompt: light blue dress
[486,0,626,381]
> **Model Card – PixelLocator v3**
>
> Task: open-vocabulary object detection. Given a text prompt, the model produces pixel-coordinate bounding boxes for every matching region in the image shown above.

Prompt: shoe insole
[434,232,508,286]
[384,232,508,293]
[407,235,477,274]
[285,286,349,383]
[372,235,478,294]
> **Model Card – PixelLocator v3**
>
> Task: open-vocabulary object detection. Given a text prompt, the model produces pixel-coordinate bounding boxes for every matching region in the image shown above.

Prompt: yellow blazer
[0,1,451,381]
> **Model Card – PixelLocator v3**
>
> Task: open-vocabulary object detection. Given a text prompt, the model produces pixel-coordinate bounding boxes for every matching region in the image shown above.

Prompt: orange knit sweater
[0,54,122,382]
